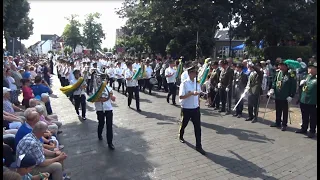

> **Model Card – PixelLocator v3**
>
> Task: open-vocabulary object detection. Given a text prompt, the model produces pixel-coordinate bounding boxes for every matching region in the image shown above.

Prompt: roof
[41,34,59,41]
[214,30,245,42]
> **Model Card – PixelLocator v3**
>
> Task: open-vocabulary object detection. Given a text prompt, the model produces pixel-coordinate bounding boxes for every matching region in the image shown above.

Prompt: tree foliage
[63,46,73,56]
[82,12,105,54]
[62,14,82,52]
[3,0,34,49]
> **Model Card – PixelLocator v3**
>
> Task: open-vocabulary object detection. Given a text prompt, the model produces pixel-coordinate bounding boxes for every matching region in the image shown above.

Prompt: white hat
[41,93,50,99]
[3,87,12,95]
[266,60,271,63]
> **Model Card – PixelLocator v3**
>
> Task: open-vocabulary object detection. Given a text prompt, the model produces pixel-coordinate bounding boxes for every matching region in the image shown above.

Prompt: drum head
[149,78,158,85]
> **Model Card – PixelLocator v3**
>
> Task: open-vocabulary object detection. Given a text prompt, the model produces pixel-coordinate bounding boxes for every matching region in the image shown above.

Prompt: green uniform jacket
[219,66,234,89]
[246,67,263,95]
[300,74,317,105]
[209,68,221,87]
[272,70,296,100]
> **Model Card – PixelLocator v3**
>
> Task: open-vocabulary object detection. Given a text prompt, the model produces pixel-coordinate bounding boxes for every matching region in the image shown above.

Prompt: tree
[103,47,108,52]
[62,14,82,52]
[64,46,73,56]
[3,0,33,48]
[82,12,105,54]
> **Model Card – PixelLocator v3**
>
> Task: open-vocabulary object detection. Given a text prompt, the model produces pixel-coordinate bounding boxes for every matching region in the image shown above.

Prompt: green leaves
[62,14,82,52]
[82,13,105,54]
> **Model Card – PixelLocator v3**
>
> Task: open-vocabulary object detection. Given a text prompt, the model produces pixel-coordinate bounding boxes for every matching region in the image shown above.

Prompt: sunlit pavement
[50,75,317,180]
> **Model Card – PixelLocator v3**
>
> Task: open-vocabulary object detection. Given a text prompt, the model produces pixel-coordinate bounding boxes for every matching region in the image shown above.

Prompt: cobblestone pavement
[49,76,317,180]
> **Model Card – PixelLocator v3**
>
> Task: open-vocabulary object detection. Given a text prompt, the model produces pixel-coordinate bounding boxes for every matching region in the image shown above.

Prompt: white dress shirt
[94,86,113,111]
[180,70,189,82]
[106,68,115,78]
[165,67,177,83]
[132,63,141,71]
[125,69,138,87]
[179,78,200,109]
[115,67,124,79]
[145,66,153,79]
[68,67,75,82]
[71,78,86,95]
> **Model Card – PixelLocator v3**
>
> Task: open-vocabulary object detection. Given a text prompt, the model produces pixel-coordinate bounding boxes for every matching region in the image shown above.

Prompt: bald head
[29,99,40,107]
[32,121,48,134]
[25,109,40,125]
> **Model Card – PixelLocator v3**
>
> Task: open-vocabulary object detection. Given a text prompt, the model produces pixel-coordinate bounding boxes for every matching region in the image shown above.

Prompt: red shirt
[22,86,34,100]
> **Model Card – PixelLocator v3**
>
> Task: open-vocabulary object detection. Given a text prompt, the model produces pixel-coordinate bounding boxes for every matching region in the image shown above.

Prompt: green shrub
[264,46,312,63]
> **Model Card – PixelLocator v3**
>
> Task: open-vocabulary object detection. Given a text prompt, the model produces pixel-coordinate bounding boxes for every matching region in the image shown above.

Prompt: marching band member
[143,60,154,95]
[115,62,125,94]
[125,61,141,112]
[296,62,317,138]
[244,62,263,123]
[178,65,206,155]
[71,69,87,120]
[106,65,115,89]
[268,60,297,131]
[85,62,92,95]
[94,74,116,149]
[233,63,248,118]
[165,60,177,105]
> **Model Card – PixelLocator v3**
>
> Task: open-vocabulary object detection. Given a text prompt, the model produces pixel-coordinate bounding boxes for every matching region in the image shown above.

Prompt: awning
[231,44,245,50]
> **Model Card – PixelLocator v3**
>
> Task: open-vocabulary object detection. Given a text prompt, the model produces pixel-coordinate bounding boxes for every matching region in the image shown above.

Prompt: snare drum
[149,77,158,85]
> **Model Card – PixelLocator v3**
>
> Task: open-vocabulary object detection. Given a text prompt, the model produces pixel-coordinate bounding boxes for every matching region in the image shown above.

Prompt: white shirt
[7,76,17,90]
[125,69,138,87]
[115,67,124,79]
[165,67,177,83]
[180,70,189,82]
[179,78,200,109]
[132,63,140,71]
[145,66,153,79]
[68,67,75,82]
[106,68,115,78]
[71,78,86,95]
[94,86,113,111]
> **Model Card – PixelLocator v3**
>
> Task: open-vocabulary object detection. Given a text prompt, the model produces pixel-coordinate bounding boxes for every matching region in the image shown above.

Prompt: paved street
[49,75,317,180]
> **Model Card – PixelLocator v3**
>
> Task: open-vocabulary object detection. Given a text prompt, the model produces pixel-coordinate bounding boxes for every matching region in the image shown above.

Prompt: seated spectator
[3,87,25,116]
[14,154,50,180]
[16,121,70,180]
[21,79,34,108]
[15,109,42,147]
[29,66,38,80]
[3,170,21,180]
[35,105,59,135]
[3,142,15,167]
[22,65,32,80]
[5,68,20,105]
[31,76,53,115]
[3,111,23,130]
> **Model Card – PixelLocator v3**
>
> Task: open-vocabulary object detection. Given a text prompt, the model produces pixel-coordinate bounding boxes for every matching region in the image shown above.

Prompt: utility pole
[196,31,199,61]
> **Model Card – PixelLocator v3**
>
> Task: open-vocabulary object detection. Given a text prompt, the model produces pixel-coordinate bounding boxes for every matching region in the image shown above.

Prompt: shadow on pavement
[185,141,277,180]
[139,98,152,103]
[201,122,275,143]
[59,119,155,180]
[137,110,179,123]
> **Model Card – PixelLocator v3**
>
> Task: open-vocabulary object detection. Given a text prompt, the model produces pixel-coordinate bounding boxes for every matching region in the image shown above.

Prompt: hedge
[264,46,313,63]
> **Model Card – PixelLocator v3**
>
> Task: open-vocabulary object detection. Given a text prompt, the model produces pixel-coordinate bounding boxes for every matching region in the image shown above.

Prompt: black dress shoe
[281,126,287,131]
[270,123,281,127]
[251,119,257,123]
[196,147,206,155]
[308,132,315,138]
[137,109,142,112]
[245,118,253,121]
[295,129,307,134]
[233,114,238,117]
[225,112,231,115]
[108,144,115,150]
[166,98,169,103]
[237,115,242,118]
[213,107,219,110]
[218,109,226,113]
[179,137,185,143]
[98,136,103,141]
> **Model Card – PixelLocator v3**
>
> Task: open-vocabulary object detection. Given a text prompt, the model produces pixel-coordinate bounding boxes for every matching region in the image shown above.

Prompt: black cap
[11,154,36,168]
[221,59,228,65]
[126,61,133,66]
[187,66,198,73]
[308,62,317,68]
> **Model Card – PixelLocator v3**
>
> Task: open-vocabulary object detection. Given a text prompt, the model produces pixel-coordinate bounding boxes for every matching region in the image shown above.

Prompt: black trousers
[143,78,153,94]
[117,79,125,93]
[210,89,220,108]
[275,99,288,126]
[167,83,177,103]
[300,103,317,133]
[156,75,162,90]
[179,107,202,148]
[235,92,244,115]
[109,78,115,89]
[86,79,93,94]
[60,77,66,87]
[58,74,63,86]
[127,86,140,109]
[162,77,168,92]
[97,110,113,144]
[248,94,259,120]
[219,89,227,111]
[73,94,86,117]
[138,79,144,90]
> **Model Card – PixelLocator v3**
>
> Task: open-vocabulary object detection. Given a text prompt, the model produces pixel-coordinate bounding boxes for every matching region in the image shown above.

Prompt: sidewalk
[49,75,317,180]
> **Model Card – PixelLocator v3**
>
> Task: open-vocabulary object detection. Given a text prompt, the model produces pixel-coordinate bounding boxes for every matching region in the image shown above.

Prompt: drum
[149,77,158,85]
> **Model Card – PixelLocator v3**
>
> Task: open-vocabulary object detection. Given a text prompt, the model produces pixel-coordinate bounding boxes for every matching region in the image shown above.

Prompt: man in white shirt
[70,70,87,120]
[178,66,206,155]
[165,60,177,105]
[94,76,116,150]
[106,64,115,89]
[142,60,154,95]
[125,61,141,112]
[115,62,125,94]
